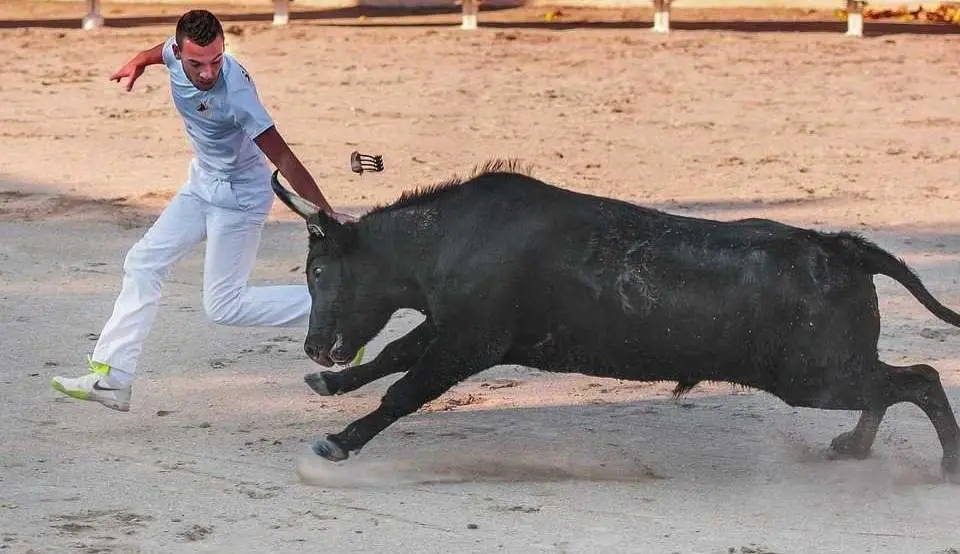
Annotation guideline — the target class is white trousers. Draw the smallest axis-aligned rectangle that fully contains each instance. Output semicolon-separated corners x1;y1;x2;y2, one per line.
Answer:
91;160;310;378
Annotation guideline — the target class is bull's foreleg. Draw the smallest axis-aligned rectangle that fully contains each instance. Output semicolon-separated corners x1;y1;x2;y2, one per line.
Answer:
311;331;505;461
305;320;436;396
833;362;960;480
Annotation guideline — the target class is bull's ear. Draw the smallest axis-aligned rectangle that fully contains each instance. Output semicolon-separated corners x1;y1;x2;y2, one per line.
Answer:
271;170;320;220
305;211;355;252
307;222;325;238
305;210;339;239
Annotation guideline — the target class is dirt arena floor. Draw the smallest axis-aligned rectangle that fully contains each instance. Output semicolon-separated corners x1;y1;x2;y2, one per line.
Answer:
3;1;960;552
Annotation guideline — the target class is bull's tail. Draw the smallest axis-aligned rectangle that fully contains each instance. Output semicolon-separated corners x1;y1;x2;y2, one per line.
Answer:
842;233;960;328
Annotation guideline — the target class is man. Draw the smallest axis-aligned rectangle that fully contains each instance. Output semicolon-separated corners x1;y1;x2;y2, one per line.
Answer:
51;9;356;412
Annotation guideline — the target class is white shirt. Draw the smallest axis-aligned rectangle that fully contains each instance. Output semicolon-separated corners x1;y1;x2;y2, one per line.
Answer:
162;36;274;181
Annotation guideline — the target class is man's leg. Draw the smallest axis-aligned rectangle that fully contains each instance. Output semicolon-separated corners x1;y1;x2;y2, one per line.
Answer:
200;201;311;328
51;185;208;410
199;200;369;366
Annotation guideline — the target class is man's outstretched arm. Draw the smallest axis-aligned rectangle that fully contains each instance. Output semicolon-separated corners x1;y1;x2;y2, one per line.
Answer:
111;41;166;92
255;126;357;223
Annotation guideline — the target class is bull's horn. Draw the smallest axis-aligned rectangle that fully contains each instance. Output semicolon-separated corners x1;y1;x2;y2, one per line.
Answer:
271;170;320;220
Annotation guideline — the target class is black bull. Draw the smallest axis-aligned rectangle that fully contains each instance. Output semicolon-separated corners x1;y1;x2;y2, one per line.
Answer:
272;161;960;480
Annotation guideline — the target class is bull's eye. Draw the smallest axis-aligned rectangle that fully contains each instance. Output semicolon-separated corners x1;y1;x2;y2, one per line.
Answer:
312;267;323;279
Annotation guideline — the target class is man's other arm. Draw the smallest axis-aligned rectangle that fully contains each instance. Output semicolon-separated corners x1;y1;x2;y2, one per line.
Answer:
110;41;168;92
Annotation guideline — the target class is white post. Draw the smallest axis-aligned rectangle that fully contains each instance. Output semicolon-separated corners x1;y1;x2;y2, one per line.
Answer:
461;0;479;30
82;0;104;30
273;0;290;26
652;0;670;33
845;0;864;37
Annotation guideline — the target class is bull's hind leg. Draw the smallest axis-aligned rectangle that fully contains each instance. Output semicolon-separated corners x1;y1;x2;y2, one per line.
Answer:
832;362;960;479
305;320;435;396
312;330;505;461
830;409;885;459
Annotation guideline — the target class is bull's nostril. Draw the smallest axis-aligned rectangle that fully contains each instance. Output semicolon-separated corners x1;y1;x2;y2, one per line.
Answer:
304;343;319;359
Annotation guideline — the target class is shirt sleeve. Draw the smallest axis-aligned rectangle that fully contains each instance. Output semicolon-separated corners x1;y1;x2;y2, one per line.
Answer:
229;67;275;140
161;36;177;69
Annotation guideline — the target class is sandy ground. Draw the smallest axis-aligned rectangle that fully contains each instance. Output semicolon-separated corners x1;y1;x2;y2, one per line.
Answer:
4;1;960;553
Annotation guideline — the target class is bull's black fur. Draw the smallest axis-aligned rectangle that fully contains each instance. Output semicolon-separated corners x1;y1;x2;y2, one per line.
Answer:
367;159;533;215
273;162;960;479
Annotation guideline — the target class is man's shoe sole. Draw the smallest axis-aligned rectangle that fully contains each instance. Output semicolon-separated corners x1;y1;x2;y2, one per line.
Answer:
50;379;130;412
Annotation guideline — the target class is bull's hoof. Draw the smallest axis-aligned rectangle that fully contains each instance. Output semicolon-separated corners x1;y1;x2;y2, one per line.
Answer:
828;431;873;460
304;372;333;396
312;437;348;462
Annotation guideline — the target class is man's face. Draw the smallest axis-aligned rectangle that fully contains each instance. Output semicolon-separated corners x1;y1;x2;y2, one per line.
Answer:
174;34;224;91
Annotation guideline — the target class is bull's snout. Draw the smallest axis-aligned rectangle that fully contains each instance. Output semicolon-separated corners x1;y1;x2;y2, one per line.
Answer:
304;341;334;367
305;333;352;366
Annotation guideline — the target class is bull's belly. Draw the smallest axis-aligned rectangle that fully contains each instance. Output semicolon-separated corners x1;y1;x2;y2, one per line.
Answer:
509;332;747;381
509;321;751;376
505;319;880;409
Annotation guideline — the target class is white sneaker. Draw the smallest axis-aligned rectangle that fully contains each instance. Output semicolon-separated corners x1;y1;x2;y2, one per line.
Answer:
51;360;131;412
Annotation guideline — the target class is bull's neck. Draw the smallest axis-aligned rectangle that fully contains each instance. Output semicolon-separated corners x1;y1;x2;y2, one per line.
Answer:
358;207;441;309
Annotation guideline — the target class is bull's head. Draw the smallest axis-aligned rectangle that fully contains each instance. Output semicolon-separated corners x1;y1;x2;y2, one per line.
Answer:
271;171;407;367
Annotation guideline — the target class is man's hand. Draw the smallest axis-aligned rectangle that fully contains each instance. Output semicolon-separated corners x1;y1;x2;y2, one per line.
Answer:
331;211;358;224
110;42;165;92
111;60;146;92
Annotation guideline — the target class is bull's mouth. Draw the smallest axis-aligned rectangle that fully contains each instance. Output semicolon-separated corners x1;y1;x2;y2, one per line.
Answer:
306;350;354;367
305;347;334;367
304;334;355;367
328;333;354;365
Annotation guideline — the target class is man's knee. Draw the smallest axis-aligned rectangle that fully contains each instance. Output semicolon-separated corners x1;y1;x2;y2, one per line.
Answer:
203;291;243;325
122;241;167;280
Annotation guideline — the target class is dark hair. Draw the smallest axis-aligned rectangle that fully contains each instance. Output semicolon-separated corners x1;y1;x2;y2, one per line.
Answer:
175;9;223;48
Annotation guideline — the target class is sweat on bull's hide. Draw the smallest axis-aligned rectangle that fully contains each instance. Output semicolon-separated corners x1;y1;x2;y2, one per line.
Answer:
271;160;960;483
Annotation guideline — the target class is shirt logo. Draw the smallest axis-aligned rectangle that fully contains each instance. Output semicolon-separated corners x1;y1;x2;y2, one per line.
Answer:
194;99;215;119
237;62;252;83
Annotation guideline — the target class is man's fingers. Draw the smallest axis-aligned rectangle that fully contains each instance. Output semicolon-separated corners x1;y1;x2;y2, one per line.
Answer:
332;212;358;224
125;70;143;92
